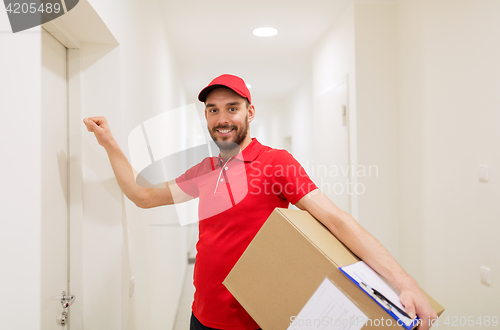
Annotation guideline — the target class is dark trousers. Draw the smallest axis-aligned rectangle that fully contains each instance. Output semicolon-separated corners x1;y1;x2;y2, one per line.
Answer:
190;312;261;330
190;313;219;330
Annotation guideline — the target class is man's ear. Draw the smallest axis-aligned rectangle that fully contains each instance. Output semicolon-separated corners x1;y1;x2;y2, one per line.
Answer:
247;104;255;123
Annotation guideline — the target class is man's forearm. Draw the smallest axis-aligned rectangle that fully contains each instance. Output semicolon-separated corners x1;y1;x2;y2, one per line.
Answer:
104;139;148;207
329;210;419;292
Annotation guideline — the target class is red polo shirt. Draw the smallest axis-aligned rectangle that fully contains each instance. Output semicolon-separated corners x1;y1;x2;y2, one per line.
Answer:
175;138;317;329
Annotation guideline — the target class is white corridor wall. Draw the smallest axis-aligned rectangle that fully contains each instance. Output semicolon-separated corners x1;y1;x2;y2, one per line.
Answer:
397;0;500;322
0;18;43;330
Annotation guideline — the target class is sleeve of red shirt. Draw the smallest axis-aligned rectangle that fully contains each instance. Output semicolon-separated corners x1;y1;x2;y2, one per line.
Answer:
175;163;201;198
271;150;318;204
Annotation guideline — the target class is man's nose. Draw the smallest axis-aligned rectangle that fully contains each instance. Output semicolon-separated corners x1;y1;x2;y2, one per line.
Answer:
217;112;230;126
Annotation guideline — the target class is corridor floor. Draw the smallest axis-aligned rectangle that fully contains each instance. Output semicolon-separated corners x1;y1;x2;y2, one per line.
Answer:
173;263;195;329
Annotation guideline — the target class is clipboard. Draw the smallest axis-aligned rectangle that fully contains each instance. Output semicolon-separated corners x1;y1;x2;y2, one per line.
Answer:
339;261;419;330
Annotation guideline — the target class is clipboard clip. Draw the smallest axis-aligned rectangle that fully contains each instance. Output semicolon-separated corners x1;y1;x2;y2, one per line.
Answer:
359;281;391;310
359;281;412;320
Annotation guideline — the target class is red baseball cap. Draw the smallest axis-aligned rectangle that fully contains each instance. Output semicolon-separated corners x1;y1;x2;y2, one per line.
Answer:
198;74;251;104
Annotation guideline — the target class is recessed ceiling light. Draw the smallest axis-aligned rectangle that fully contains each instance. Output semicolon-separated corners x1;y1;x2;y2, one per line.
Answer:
246;83;252;89
253;27;278;37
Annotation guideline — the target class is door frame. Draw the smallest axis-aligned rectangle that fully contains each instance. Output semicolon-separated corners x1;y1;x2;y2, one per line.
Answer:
42;19;84;329
314;75;357;216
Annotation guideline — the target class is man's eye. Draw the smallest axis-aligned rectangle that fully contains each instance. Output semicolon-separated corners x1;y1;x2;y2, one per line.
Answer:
229;107;237;111
209;109;217;113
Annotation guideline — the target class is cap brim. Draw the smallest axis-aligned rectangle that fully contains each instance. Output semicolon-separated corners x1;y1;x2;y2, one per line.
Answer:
198;84;226;102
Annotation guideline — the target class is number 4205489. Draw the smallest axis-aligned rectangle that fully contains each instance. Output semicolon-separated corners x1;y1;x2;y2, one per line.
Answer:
5;2;62;14
442;316;498;327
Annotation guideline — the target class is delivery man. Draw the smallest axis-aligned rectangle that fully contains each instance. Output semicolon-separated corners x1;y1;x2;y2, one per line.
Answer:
84;74;437;330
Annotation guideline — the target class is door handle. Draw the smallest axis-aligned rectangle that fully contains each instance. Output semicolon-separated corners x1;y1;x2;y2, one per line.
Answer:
60;291;75;308
57;311;68;325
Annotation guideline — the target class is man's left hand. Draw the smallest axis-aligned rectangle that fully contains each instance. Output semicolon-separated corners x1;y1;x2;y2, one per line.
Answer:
399;282;438;330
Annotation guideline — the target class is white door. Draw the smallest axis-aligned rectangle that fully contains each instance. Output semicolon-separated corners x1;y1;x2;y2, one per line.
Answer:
315;79;351;213
41;27;71;329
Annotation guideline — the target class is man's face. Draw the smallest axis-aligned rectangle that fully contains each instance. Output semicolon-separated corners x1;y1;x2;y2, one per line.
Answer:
205;88;254;151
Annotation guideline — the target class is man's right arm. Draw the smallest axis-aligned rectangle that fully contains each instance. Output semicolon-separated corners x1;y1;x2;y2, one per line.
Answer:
83;116;193;208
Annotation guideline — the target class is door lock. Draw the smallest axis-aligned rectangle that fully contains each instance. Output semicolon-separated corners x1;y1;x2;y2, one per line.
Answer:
60;291;75;308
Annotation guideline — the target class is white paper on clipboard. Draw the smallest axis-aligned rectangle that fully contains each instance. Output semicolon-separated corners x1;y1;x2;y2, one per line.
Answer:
287;278;367;330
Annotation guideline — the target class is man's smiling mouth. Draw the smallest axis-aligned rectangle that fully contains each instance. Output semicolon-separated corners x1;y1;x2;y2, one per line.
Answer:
214;126;237;136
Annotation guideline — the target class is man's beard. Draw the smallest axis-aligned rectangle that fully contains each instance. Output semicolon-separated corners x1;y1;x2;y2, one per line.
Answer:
209;114;249;151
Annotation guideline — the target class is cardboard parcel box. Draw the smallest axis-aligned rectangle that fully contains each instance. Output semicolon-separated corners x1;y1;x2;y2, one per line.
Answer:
223;208;444;329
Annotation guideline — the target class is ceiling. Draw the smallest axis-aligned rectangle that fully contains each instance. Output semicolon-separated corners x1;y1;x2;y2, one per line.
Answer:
156;0;353;106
